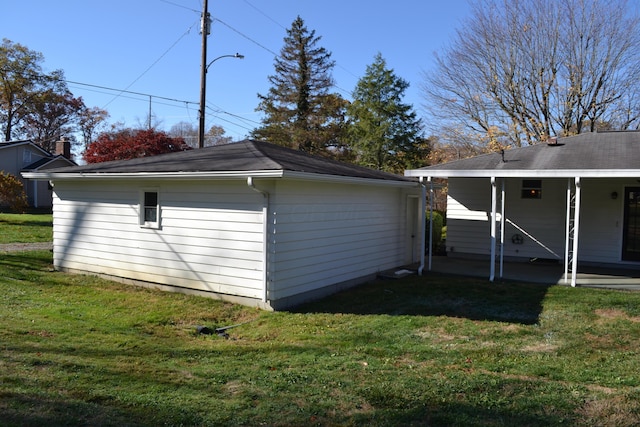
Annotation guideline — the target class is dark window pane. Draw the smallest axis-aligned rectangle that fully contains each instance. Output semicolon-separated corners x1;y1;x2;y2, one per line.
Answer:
144;192;158;207
144;207;157;222
522;179;541;188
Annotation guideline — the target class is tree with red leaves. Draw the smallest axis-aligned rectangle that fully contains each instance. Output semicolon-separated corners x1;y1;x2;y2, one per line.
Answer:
83;128;191;163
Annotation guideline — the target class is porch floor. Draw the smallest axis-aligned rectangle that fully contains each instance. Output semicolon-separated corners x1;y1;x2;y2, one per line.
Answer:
422;256;640;291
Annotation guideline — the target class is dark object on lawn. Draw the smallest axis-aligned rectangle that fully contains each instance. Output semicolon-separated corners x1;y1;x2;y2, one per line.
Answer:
196;320;255;338
196;325;213;335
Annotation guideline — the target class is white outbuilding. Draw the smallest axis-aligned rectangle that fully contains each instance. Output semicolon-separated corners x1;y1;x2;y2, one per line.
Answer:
25;140;423;309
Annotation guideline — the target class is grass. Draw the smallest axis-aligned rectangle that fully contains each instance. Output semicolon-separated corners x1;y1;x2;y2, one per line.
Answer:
0;212;53;243
2;250;640;426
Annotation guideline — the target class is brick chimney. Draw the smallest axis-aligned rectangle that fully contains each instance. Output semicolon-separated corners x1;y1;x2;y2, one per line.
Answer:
55;138;71;159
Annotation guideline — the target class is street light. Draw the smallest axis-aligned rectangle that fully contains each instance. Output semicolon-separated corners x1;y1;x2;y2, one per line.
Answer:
198;53;244;148
206;53;244;72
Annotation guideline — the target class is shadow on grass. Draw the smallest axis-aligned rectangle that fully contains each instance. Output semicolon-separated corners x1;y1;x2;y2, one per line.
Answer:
0;391;146;427
2;340;576;427
0;251;51;271
292;273;553;325
0;219;53;227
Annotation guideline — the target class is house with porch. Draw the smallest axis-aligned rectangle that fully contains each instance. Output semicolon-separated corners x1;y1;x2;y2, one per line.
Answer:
405;130;640;287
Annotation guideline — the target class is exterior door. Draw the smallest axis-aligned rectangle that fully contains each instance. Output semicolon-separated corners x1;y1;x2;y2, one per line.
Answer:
622;187;640;261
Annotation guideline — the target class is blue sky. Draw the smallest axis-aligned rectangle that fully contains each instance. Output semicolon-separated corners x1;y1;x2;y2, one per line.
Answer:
2;0;471;141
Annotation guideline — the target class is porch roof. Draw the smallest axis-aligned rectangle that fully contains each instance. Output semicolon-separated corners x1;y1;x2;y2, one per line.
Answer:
405;130;640;178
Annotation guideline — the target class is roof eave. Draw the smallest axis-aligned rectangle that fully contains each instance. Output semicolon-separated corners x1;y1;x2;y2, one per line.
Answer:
405;169;640;178
22;169;418;188
22;170;286;180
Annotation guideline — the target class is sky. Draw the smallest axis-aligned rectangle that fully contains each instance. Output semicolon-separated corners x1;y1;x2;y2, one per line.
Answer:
2;0;471;142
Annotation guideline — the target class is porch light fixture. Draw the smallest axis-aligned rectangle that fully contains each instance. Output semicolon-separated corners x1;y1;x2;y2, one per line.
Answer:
611;191;618;200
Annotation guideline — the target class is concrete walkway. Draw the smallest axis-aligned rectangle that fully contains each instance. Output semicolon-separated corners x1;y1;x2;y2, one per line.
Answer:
424;256;640;291
0;242;53;252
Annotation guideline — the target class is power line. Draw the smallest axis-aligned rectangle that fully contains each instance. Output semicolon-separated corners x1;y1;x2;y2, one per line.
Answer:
69;78;255;132
67;80;198;105
206;105;254;132
159;0;200;13
103;19;199;108
243;0;286;29
213;18;278;57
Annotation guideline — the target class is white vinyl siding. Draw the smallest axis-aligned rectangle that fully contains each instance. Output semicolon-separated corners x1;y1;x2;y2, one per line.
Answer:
447;177;566;260
446;178;492;256
50;176;419;307
268;180;410;300
501;178;566;260
447;177;636;265
52;180;265;299
577;179;626;264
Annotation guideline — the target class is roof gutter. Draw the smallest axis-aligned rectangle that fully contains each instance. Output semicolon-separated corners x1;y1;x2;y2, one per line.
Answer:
22;170;285;181
405;169;640;179
22;169;418;187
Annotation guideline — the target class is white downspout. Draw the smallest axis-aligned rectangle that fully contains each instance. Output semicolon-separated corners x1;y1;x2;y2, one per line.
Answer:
418;176;427;275
490;177;497;282
247;177;270;303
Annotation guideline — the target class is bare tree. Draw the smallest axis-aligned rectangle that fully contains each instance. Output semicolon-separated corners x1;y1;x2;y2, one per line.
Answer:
168;121;231;148
422;0;640;147
77;106;110;150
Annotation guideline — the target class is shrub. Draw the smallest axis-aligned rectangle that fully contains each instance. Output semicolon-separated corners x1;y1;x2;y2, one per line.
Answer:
0;172;28;213
426;210;444;252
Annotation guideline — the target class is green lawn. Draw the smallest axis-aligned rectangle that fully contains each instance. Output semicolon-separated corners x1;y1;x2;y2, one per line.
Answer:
0;212;53;243
1;249;640;426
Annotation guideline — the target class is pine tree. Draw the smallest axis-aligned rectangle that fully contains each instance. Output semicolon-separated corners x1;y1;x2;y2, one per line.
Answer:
251;16;347;157
346;53;428;173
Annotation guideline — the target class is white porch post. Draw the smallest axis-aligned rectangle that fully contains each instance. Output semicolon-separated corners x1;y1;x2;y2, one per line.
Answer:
571;177;581;287
499;178;505;279
490;176;497;282
428;177;434;271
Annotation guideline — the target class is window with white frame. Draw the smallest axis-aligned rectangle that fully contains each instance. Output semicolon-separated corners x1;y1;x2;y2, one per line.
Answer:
140;189;160;228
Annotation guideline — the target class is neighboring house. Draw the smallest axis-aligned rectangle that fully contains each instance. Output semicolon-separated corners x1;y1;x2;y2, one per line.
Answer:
0;139;75;208
23;140;423;310
405;130;640;287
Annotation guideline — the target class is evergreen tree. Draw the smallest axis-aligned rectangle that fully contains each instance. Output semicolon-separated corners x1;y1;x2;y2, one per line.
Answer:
251;16;347;157
346;53;427;173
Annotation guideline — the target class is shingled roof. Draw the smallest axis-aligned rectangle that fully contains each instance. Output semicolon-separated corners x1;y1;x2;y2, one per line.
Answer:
405;131;640;178
28;139;413;183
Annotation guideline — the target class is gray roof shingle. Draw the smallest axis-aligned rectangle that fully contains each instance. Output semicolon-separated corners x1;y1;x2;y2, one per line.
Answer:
44;139;411;182
409;131;640;176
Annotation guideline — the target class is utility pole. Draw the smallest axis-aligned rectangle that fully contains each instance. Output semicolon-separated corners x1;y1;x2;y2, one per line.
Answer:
198;0;210;149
